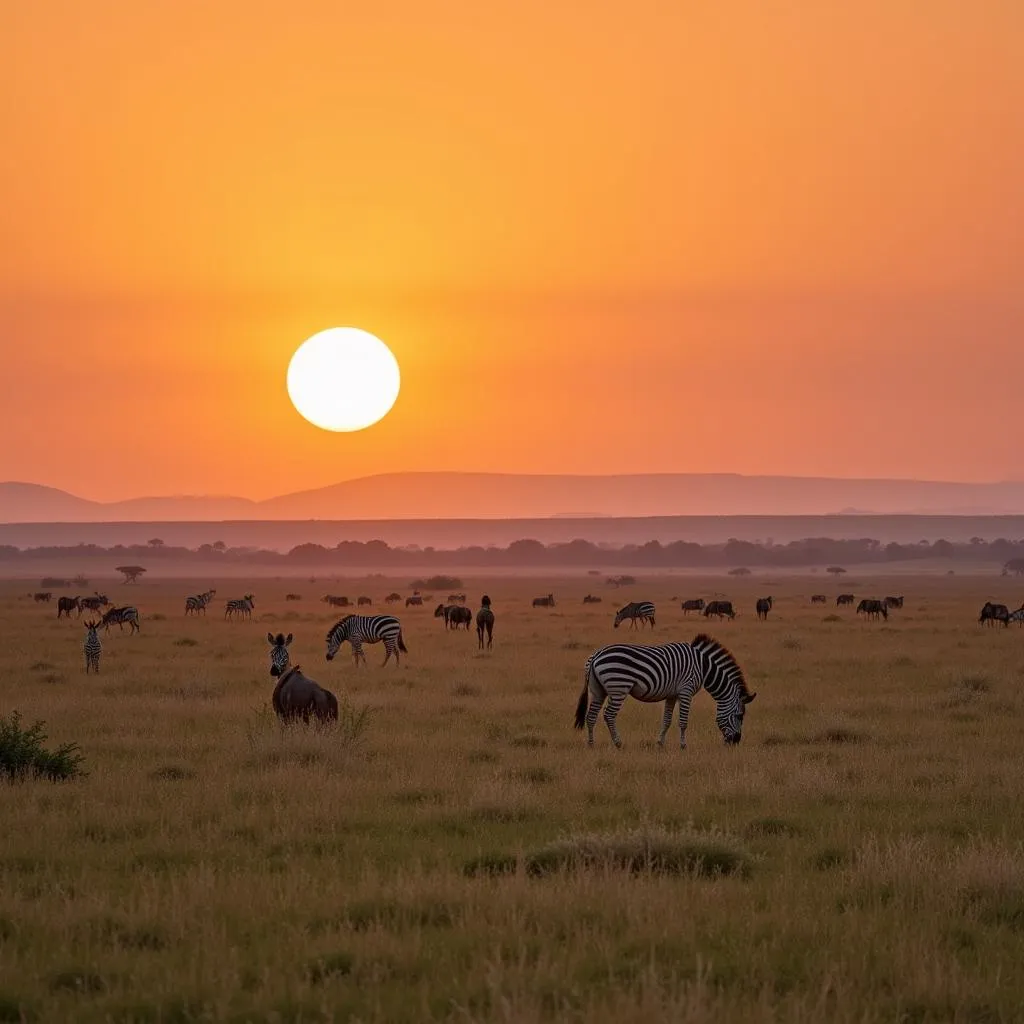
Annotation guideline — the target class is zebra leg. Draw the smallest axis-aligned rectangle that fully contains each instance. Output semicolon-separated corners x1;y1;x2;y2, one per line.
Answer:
603;694;627;748
677;694;694;750
658;697;677;747
584;695;604;747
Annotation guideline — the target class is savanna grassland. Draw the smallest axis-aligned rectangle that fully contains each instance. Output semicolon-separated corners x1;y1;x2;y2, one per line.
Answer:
2;571;1024;1023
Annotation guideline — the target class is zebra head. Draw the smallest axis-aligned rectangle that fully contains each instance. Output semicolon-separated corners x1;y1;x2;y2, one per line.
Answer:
325;616;353;661
267;632;293;677
693;634;757;745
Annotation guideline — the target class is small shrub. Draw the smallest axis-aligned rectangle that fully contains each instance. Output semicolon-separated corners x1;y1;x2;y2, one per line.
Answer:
28;662;53;672
744;817;803;838
822;614;842;623
811;847;850;870
510;734;546;749
41;673;64;685
780;635;802;650
451;684;480;698
0;995;32;1023
305;952;354;984
463;853;518;877
149;613;166;622
48;970;106;994
409;576;462;590
509;767;555;785
0;713;86;783
813;726;866;745
149;765;194;782
173;637;199;648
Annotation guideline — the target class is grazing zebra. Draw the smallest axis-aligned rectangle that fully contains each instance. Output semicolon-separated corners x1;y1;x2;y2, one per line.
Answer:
33;592;52;603
836;594;855;606
703;600;735;620
476;595;494;649
884;596;904;609
680;599;705;614
979;601;1011;627
755;597;773;621
856;599;888;621
357;596;372;607
57;596;80;619
583;594;602;604
533;594;555;608
406;595;423;607
267;632;293;677
225;595;255;620
574;633;756;749
614;601;656;630
285;593;302;601
385;592;402;604
101;605;140;633
325;614;407;667
185;589;216;615
83;620;102;674
810;595;827;604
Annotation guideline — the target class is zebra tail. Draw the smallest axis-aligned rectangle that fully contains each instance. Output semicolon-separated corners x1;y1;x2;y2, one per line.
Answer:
398;631;408;653
574;661;592;730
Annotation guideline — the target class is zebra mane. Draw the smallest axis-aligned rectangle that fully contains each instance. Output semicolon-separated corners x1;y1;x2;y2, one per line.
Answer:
325;615;354;639
691;634;751;697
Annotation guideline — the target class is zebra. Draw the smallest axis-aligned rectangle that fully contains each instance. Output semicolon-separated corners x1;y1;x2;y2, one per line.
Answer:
614;601;656;630
101;606;140;633
1007;606;1024;627
83;620;102;673
533;594;555;608
325;614;407;667
267;632;293;677
680;599;705;614
185;589;216;615
79;593;109;615
836;594;855;606
57;596;80;619
225;595;255;620
755;596;773;621
476;595;494;649
574;633;756;749
979;602;1010;627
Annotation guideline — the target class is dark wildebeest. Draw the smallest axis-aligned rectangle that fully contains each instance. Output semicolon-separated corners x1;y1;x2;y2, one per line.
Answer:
406;595;423;607
704;600;735;620
357;596;372;607
323;595;350;608
476;595;494;649
681;599;705;614
267;632;293;676
884;596;904;609
79;593;109;615
533;594;555;608
271;665;339;724
385;592;402;604
583;595;602;604
856;599;888;621
34;592;52;603
57;596;80;619
448;606;472;630
810;595;827;604
836;594;855;606
979;601;1011;627
614;601;656;630
755;597;773;621
285;593;302;601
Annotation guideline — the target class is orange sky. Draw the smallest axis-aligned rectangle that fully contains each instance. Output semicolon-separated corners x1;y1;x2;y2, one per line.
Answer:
2;0;1022;501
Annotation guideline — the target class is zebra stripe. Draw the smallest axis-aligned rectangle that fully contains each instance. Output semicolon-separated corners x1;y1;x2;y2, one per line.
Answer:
185;590;216;615
573;633;756;749
613;601;656;630
101;606;140;633
83;621;102;673
267;632;293;677
325;614;407;667
225;595;255;620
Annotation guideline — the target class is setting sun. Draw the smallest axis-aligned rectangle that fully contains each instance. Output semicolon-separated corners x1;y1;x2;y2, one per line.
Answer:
286;327;401;433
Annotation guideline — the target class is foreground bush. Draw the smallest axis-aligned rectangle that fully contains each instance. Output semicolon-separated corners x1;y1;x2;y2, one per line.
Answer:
0;712;86;782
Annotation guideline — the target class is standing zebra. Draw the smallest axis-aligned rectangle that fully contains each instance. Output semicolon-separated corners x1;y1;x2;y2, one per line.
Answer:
225;595;255;620
476;595;494;649
325;614;407;667
185;589;216;616
613;601;656;630
267;632;293;677
83;620;102;673
100;605;140;633
574;634;756;749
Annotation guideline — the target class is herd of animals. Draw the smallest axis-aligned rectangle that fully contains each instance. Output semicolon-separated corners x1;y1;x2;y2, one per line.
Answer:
28;584;1024;748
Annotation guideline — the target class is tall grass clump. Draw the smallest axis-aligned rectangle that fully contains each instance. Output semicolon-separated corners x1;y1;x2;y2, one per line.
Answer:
0;712;86;783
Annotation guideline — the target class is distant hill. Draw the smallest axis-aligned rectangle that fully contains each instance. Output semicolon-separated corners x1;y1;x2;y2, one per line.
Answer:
6;472;1024;524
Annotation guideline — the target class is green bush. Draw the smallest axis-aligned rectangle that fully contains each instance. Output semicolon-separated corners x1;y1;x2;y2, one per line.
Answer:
0;713;86;783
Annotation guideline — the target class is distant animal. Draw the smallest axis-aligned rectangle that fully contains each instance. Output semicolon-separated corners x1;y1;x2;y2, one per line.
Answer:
33;592;52;603
83;620;102;674
856;599;888;621
285;593;302;601
326;614;407;667
447;593;467;604
357;596;372;607
703;600;736;620
836;594;855;606
185;589;216;616
680;599;705;614
574;633;756;749
533;594;555;608
57;596;80;619
267;632;293;677
225;595;255;620
322;595;350;608
405;595;423;607
810;595;827;604
476;596;494;649
884;596;904;609
385;592;402;604
979;601;1011;627
448;606;472;630
434;603;451;627
614;601;656;630
1007;606;1024;627
583;594;602;604
755;597;773;621
79;593;109;615
101;605;140;633
271;665;339;724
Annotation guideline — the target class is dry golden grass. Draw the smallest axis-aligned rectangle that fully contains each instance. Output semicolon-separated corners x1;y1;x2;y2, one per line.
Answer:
2;571;1024;1022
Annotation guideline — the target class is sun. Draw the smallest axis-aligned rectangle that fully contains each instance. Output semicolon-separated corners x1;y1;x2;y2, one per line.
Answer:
287;327;401;432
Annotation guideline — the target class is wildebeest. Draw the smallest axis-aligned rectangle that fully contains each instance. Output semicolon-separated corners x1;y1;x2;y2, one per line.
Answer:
57;596;80;619
476;595;494;649
856;599;888;621
836;594;855;606
703;600;735;620
614;601;656;630
448;606;472;630
884;596;904;609
322;595;350;608
33;592;52;603
385;592;402;604
979;601;1011;627
285;593;302;601
583;595;603;604
79;593;109;615
406;594;423;607
680;599;705;614
357;596;372;607
533;594;555;608
267;632;293;676
755;596;773;621
271;665;339;724
810;595;827;604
